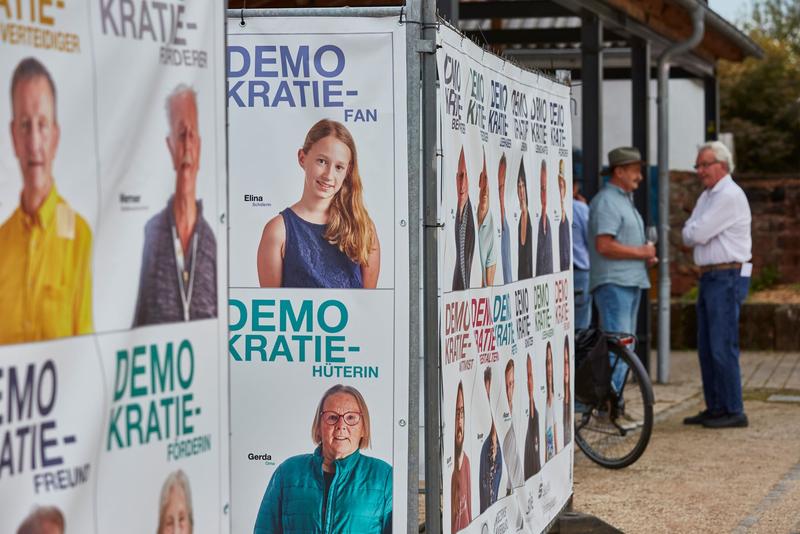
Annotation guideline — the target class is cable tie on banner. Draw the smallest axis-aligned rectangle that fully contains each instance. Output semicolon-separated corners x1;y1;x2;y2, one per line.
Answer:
424;222;445;229
399;7;433;28
240;8;246;27
421;22;440;31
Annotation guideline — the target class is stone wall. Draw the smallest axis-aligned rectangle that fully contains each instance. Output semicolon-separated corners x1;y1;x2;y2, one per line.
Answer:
668;172;800;296
656;302;800;351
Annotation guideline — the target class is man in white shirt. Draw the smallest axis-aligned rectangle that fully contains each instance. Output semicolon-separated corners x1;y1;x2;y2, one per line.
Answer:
682;141;752;429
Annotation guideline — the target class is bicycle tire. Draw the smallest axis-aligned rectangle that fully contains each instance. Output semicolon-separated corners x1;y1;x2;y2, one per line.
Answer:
574;337;654;469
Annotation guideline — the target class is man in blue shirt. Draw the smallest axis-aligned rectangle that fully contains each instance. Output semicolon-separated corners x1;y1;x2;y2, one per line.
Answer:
572;182;591;329
589;147;657;392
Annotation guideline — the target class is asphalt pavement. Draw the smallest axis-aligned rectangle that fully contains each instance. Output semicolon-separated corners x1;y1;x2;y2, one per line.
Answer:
572;350;800;533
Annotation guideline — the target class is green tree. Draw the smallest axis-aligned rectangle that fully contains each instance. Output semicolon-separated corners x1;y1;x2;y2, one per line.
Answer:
719;0;800;173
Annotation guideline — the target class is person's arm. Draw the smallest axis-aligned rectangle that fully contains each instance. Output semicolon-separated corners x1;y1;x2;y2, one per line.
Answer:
483;215;497;286
132;223;151;328
75;222;93;334
484;264;496;287
381;465;393;534
257;215;285;288
451;471;458;534
254;466;284;534
464;458;472;522
361;222;381;288
554;419;559;454
595;234;656;261
682;190;741;247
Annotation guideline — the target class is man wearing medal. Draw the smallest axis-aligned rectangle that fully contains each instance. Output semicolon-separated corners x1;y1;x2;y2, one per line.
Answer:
132;84;217;326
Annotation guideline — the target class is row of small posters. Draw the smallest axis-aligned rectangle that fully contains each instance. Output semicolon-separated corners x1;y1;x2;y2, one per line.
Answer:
437;25;575;534
0;7;413;534
0;2;229;534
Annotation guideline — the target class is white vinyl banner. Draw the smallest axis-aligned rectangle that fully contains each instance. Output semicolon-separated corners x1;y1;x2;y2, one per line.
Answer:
437;25;574;534
0;2;228;533
227;15;409;534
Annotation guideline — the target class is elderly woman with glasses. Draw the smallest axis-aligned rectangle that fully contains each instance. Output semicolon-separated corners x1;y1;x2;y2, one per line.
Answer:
254;384;392;533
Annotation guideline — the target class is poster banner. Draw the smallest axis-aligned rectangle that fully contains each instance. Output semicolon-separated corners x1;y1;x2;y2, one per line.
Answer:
227;15;409;533
0;2;229;533
437;24;574;534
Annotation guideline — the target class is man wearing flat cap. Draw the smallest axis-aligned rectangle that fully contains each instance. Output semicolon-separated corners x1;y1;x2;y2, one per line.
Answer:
588;147;657;396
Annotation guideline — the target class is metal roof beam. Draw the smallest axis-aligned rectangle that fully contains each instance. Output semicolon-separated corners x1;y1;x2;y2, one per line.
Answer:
459;0;572;20
463;27;623;45
547;0;714;76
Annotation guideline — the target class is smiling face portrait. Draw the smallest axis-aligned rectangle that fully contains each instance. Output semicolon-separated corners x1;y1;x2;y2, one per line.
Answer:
526;354;534;401
497;153;507;207
563;337;570;398
505;360;515;412
695;147;729;189
319;392;365;461
166;88;201;197
539;160;547;214
312;384;372;470
16;505;64;534
478;150;489;212
455;381;465;457
456;147;469;209
157;470;194;534
298;134;352;201
516;160;528;211
546;342;554;402
10;67;60;203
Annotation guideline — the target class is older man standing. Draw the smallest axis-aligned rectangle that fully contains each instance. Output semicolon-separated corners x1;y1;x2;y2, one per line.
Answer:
133;85;217;326
589;147;657;394
0;57;93;344
682;141;752;429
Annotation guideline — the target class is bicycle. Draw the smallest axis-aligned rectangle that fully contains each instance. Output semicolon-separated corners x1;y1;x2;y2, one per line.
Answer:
573;328;655;469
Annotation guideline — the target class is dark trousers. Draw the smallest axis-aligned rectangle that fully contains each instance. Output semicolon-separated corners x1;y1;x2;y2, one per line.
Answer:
697;268;750;415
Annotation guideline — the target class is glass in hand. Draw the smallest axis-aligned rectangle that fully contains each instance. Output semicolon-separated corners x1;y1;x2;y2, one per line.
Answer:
646;226;658;245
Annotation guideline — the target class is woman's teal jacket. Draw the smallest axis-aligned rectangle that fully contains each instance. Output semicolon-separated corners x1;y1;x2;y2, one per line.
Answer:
254;446;392;534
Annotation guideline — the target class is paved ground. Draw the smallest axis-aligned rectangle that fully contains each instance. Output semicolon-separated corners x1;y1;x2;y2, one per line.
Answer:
573;350;800;533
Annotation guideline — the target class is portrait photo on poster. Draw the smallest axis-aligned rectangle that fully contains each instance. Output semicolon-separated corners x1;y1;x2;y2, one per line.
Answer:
15;505;66;534
255;119;381;290
451;147;476;292
0;56;95;346
253;383;392;534
156;470;194;534
131;84;218;328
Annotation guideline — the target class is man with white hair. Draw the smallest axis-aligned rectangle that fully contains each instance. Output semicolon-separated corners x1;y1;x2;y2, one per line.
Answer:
682;141;752;429
133;84;217;326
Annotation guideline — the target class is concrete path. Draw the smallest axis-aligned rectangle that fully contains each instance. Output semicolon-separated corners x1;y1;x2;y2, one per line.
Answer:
572;350;800;533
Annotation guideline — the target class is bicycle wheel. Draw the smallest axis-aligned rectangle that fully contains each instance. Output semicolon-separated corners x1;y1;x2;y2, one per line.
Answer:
574;337;654;469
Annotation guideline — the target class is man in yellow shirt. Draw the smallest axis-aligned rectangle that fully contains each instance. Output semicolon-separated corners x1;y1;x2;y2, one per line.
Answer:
0;57;93;344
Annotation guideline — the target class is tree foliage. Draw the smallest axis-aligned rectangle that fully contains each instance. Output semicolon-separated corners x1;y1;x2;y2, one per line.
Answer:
718;0;800;173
